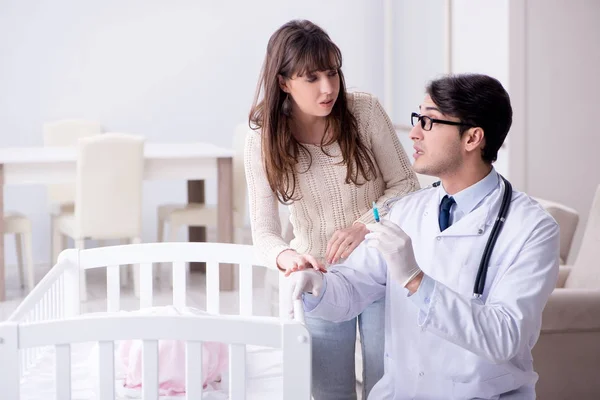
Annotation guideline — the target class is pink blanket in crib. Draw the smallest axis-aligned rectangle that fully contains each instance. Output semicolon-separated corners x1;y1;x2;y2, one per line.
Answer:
117;306;228;396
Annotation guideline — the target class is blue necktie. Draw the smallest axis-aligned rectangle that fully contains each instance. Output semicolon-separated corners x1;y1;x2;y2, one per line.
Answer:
439;195;456;231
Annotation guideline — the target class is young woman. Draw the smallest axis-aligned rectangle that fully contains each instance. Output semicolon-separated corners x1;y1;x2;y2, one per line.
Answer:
245;19;419;399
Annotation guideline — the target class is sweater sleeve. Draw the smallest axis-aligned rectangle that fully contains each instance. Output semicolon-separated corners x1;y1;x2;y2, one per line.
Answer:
244;131;292;270
355;96;420;224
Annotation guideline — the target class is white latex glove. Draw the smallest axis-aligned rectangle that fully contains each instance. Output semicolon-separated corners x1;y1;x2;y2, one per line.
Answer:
365;219;422;287
289;269;324;300
286;269;324;319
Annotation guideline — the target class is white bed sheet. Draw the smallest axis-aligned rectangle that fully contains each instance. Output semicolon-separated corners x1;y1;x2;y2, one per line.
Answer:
20;342;286;399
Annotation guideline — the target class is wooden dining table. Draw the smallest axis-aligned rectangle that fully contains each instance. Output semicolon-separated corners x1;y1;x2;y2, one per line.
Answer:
0;142;235;301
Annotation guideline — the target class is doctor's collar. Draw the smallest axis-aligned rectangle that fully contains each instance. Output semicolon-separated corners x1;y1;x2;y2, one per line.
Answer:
434;169;500;217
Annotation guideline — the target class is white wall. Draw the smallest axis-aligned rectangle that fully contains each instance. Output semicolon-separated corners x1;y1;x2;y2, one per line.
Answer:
0;0;387;266
515;0;600;261
393;0;600;262
448;0;600;261
450;0;509;84
450;0;510;177
389;0;511;185
392;0;446;125
390;0;446;187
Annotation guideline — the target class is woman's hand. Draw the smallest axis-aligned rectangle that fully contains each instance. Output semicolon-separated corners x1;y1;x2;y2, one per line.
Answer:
325;223;369;264
277;249;327;277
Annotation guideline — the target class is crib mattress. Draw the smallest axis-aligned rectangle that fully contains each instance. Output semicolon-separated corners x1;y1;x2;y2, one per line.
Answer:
20;341;285;399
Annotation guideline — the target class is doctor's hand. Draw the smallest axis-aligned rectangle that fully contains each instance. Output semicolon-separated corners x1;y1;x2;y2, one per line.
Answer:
279;269;324;319
289;269;324;300
365;219;422;288
285;269;324;319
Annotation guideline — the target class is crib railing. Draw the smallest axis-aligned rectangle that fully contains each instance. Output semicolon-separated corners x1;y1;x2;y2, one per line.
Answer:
75;242;278;316
0;242;310;400
5;253;78;386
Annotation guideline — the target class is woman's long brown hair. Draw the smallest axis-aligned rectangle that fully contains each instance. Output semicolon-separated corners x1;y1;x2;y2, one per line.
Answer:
249;20;377;204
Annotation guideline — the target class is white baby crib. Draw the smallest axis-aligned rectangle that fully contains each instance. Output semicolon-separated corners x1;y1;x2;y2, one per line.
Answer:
0;242;310;399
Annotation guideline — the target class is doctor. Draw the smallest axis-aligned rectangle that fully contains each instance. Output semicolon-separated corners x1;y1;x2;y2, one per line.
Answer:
289;73;560;399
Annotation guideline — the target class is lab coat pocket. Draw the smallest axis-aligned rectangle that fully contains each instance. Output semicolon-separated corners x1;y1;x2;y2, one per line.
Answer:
453;372;515;399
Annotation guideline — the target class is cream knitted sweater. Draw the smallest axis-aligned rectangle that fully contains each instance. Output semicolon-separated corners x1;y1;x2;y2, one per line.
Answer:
244;92;419;269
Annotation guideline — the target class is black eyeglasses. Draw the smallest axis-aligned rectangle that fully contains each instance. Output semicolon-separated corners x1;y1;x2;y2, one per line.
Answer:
411;112;473;131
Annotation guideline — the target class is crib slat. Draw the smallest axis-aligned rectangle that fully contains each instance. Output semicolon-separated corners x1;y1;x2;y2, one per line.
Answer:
50;284;56;320
29;308;37;368
282;323;312;400
142;340;159;400
98;341;115;399
39;296;47;363
239;263;253;316
63;264;80;317
42;292;48;322
54;283;59;319
107;265;120;312
0;322;20;400
206;261;220;314
53;282;58;318
56;280;62;318
172;261;186;309
185;341;203;400
229;344;246;400
46;291;50;317
46;291;51;320
22;316;29;374
26;332;33;369
58;276;63;319
20;349;25;378
55;344;71;400
140;263;153;309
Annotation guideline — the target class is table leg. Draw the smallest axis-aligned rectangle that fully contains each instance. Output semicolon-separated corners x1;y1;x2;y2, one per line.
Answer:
217;157;235;291
187;180;206;272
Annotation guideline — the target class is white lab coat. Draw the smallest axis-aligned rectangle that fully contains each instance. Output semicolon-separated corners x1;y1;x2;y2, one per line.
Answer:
306;177;560;399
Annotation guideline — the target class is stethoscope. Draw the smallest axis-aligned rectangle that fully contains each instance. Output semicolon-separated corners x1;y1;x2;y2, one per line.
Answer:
433;175;513;298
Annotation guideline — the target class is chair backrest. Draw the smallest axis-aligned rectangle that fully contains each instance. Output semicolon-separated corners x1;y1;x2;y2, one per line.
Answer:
565;184;600;288
75;133;144;239
534;197;580;263
233;123;250;228
43;119;103;205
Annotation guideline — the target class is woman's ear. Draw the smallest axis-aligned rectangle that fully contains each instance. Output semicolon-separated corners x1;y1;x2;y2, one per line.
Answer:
278;74;289;93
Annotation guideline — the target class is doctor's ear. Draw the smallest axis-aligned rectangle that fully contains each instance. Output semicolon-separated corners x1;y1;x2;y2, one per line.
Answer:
463;127;485;154
278;75;290;93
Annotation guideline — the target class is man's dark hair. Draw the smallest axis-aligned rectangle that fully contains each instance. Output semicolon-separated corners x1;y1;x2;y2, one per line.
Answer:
426;73;512;163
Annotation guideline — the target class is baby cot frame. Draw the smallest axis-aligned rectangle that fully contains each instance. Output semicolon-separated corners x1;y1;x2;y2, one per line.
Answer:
0;242;310;399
